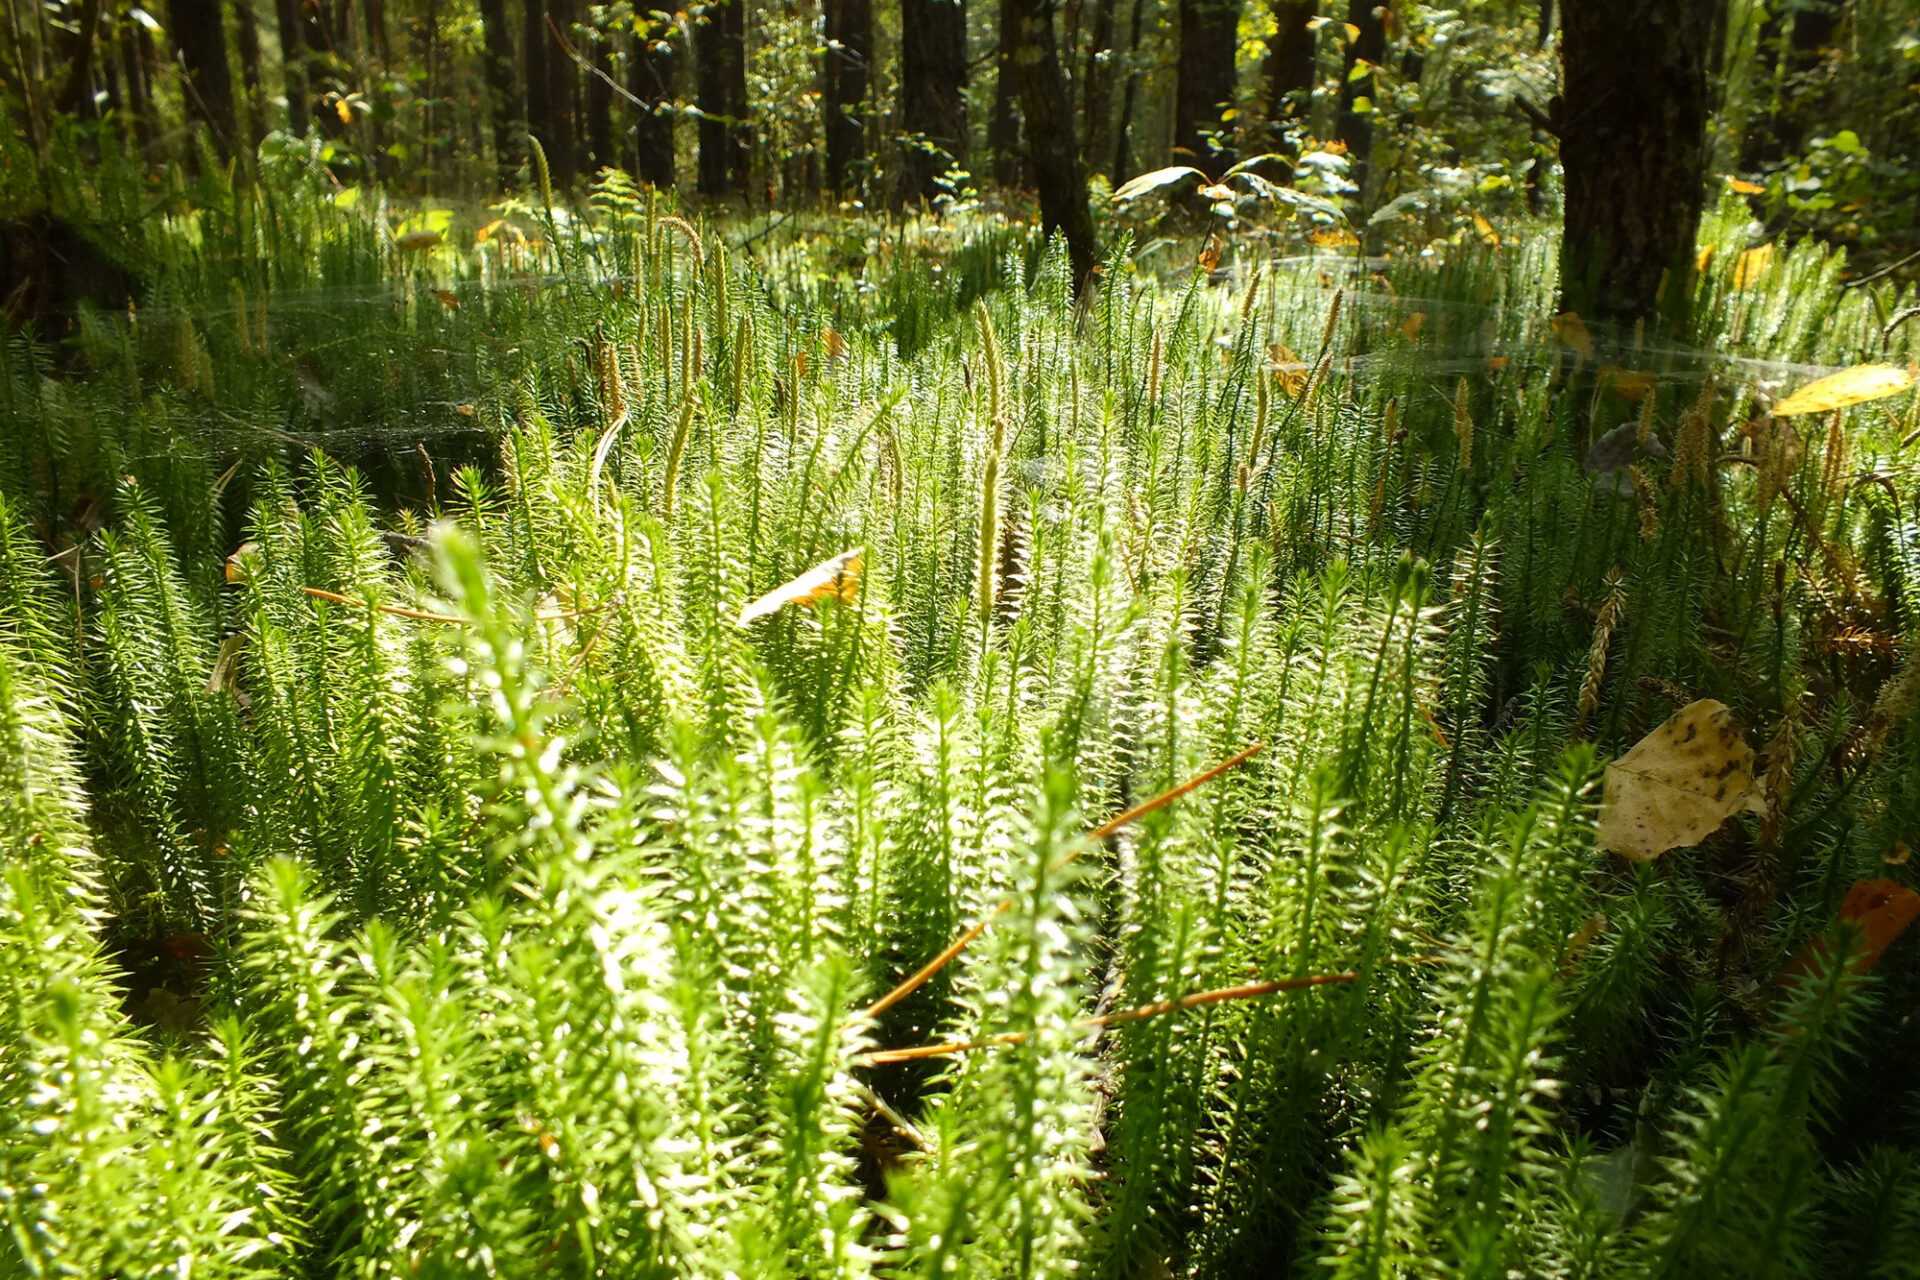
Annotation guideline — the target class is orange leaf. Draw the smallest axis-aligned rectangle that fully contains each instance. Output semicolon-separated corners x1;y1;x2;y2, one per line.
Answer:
1726;177;1766;195
1783;878;1920;980
1550;311;1594;359
1696;244;1717;274
225;541;261;584
1400;311;1426;341
335;98;353;125
432;289;460;311
1487;355;1511;372
739;548;863;625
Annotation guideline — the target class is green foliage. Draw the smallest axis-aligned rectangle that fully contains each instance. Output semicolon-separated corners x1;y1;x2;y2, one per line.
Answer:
1;189;1918;1279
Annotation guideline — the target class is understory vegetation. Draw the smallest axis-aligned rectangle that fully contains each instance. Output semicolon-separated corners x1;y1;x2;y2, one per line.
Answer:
3;170;1919;1278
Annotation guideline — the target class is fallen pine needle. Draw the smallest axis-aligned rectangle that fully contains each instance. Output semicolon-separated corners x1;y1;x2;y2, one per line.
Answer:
858;970;1356;1066
861;742;1264;1020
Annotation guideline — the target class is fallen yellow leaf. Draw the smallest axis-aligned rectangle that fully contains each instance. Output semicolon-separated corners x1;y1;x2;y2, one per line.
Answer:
1598;366;1656;402
1400;311;1426;341
335;98;353;126
1472;212;1501;247
1733;243;1775;289
1599;699;1765;861
1771;364;1917;417
739;548;863;626
1551;311;1594;359
1726;177;1766;195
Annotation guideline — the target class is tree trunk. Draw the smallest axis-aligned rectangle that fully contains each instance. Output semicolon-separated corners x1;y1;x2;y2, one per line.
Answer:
989;0;1022;187
171;0;238;156
1739;0;1839;172
630;22;675;187
270;0;308;133
119;17;157;150
1174;0;1238;166
524;0;554;181
1559;0;1722;330
897;0;968;205
1262;0;1314;140
546;0;579;185
1109;0;1146;180
476;0;519;184
1335;0;1385;196
54;0;105;116
1007;0;1096;289
234;0;266;147
695;0;748;195
823;0;870;193
1078;0;1115;177
586;18;613;172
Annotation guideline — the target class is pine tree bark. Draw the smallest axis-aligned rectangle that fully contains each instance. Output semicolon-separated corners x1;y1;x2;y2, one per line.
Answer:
1007;0;1096;289
1261;0;1314;139
1078;0;1115;177
630;23;675;187
695;0;748;195
990;0;1022;186
897;0;968;205
546;0;579;185
270;0;308;133
1173;0;1238;166
586;21;613;171
476;0;519;184
1109;0;1146;180
1559;0;1722;329
524;0;555;178
1334;0;1385;195
823;0;870;193
234;0;265;146
171;0;238;156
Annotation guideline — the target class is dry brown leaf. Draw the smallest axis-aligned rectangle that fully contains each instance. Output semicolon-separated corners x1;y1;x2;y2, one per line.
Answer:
1598;699;1765;861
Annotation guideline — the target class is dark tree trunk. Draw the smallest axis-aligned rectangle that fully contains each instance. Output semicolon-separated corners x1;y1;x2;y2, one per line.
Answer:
1109;0;1146;180
234;0;266;146
1335;0;1386;195
823;0;870;193
270;0;308;133
1007;0;1096;289
546;0;580;185
586;20;613;172
1174;0;1238;166
989;0;1023;187
695;0;748;195
171;0;238;156
524;0;555;180
1262;0;1315;138
630;23;676;187
476;0;519;184
363;0;391;64
1559;0;1722;330
54;0;105;116
897;0;968;205
1078;0;1116;176
119;18;157;150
